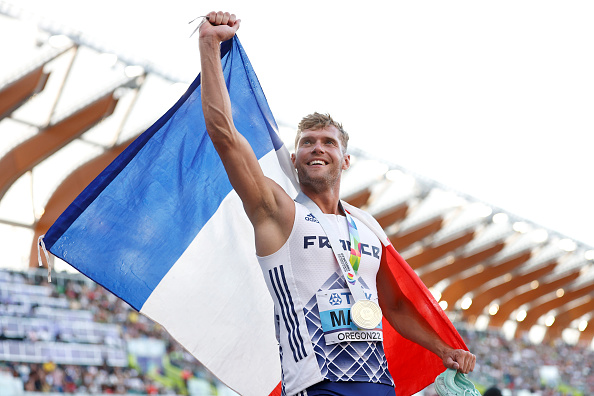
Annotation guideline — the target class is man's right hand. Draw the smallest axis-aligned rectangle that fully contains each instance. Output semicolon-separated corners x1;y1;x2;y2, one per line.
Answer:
199;11;240;43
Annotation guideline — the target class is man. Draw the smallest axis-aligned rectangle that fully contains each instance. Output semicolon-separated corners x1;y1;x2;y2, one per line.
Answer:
199;11;475;396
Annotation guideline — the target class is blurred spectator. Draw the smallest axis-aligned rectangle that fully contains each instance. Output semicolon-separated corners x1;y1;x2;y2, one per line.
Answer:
483;387;502;396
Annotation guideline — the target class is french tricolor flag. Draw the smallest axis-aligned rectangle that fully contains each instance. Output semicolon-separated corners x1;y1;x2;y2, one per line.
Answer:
42;37;467;396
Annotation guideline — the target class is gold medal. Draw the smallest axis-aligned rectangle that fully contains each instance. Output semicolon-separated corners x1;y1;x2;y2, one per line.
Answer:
351;300;382;330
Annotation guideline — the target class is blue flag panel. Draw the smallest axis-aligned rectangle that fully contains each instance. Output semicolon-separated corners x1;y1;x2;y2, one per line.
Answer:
44;37;282;310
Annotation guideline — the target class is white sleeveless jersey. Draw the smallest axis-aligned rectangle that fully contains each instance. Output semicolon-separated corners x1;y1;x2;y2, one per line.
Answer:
257;202;393;396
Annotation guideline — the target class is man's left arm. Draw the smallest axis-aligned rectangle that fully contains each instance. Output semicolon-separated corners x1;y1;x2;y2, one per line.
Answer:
376;261;476;373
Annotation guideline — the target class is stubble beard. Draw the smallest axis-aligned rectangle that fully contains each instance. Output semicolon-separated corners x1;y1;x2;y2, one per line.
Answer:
296;163;341;194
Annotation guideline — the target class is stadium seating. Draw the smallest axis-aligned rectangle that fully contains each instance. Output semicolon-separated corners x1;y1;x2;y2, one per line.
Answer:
0;268;233;395
0;268;592;395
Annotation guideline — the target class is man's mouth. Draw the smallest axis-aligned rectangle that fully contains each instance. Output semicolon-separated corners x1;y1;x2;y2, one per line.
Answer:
307;160;327;166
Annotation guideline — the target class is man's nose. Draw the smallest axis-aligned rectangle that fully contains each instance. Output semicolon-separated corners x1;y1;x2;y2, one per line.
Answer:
311;141;325;153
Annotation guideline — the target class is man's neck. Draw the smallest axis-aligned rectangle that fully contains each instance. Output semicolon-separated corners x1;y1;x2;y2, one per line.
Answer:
299;184;342;215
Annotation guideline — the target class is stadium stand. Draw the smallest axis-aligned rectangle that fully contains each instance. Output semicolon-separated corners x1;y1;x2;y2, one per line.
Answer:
460;328;593;396
1;267;592;395
0;268;237;395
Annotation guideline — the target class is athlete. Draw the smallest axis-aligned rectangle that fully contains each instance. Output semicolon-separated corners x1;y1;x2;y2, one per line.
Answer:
199;11;476;396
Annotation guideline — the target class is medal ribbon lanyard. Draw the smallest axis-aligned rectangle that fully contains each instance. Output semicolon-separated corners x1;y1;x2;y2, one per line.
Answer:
344;211;361;274
295;192;368;303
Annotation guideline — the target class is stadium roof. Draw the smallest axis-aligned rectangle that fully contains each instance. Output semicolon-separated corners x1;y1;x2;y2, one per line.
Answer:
1;3;593;347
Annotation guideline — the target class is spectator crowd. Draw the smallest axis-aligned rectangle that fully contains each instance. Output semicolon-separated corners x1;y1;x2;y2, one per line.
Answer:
0;269;224;394
1;268;593;395
462;328;593;395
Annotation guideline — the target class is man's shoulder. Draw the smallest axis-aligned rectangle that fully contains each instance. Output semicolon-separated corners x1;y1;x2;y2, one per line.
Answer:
341;200;372;221
341;201;389;246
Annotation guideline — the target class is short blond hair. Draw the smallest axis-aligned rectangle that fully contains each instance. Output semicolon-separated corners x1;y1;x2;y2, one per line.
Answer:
295;112;349;153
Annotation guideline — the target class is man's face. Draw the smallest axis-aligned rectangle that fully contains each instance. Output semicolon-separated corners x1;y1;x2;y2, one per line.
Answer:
291;126;350;192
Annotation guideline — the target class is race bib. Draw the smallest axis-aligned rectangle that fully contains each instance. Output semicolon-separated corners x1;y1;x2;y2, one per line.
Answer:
316;288;383;345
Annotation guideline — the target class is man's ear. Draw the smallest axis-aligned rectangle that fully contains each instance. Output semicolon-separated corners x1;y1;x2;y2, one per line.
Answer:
291;153;296;167
342;153;350;171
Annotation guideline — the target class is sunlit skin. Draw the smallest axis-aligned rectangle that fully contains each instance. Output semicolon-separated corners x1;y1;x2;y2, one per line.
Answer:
291;126;350;205
198;10;476;375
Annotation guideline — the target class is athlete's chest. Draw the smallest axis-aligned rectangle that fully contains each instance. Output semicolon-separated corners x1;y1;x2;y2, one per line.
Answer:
289;209;382;292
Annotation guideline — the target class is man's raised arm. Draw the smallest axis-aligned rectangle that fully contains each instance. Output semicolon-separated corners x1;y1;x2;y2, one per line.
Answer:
198;12;294;255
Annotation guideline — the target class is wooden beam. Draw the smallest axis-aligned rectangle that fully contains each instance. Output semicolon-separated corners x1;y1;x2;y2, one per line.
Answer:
440;251;532;310
389;217;443;251
489;270;581;327
406;230;475;270
462;261;557;319
577;321;594;344
421;242;505;288
374;203;408;228
0;93;118;201
545;297;594;340
342;188;372;208
516;283;594;333
0;66;49;120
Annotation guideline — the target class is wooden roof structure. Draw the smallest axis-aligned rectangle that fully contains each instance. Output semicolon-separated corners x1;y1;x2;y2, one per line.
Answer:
1;5;593;346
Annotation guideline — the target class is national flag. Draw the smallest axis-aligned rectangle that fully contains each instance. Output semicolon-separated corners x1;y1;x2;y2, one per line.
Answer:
342;202;468;395
42;36;467;396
